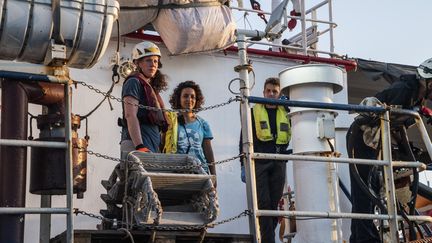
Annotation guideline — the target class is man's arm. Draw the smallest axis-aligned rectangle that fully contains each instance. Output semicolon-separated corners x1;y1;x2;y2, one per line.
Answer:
123;96;143;147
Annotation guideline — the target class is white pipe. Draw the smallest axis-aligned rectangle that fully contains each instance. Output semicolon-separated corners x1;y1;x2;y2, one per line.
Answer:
237;33;261;243
271;0;282;47
0;139;67;148
415;117;432;162
279;64;343;243
380;111;399;242
253;153;426;168
0;207;69;214
257;210;432;223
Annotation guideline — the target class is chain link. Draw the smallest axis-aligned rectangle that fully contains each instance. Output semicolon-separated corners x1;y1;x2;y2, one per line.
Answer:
74;81;240;113
81;147;242;169
208;153;245;166
209;209;252;227
83;148;199;170
74;208;251;231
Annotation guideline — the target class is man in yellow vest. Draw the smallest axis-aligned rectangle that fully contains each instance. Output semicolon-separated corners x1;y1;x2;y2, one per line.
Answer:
239;77;291;243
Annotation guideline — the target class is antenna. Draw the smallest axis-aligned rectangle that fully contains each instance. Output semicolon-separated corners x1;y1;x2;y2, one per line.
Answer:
264;0;289;35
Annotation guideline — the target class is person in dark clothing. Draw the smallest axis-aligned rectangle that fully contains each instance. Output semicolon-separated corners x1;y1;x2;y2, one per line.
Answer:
347;58;432;243
120;41;168;158
239;77;291;243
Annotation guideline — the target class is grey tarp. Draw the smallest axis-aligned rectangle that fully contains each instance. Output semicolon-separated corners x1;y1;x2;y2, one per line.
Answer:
347;58;417;104
113;0;236;55
355;58;417;84
347;58;431;151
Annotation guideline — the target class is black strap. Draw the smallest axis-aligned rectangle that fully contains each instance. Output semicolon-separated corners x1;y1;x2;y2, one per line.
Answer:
182;123;191;154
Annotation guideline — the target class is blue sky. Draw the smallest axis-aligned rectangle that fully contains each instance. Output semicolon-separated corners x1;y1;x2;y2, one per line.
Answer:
332;0;430;66
234;0;431;66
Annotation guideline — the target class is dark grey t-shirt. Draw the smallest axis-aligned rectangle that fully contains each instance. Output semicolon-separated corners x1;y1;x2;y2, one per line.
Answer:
121;77;161;152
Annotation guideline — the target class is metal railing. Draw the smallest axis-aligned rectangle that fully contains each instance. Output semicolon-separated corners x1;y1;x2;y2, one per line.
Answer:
0;71;74;243
235;24;432;242
240;96;432;243
231;0;337;57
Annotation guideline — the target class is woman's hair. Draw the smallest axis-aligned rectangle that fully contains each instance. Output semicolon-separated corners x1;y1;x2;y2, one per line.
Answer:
135;57;168;93
169;80;205;109
151;70;168;93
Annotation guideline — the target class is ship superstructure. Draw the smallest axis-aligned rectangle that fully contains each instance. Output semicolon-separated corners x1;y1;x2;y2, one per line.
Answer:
0;1;431;243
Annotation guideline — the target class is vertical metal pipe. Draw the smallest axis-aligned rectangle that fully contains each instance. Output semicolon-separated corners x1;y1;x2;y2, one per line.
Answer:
381;111;399;242
0;80;28;243
271;0;282;47
237;33;261;243
300;0;307;55
328;160;343;242
328;0;335;53
415;116;432;162
39;195;52;243
64;83;74;243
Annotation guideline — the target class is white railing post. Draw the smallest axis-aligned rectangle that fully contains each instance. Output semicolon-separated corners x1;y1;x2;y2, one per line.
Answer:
236;31;261;243
381;110;400;242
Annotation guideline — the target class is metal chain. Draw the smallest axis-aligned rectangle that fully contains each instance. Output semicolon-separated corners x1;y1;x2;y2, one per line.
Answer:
81;147;242;169
82;148;200;170
74;209;105;221
74;208;251;231
208;153;245;166
209;209;252;227
74;81;240;113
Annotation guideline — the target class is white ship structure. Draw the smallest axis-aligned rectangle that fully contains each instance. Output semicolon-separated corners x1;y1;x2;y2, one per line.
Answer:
0;1;431;243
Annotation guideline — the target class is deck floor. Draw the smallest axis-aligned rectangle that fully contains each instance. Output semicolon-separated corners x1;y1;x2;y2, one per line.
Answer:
50;229;252;243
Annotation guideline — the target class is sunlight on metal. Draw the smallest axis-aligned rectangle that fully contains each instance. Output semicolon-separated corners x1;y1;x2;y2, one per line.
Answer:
0;207;69;214
0;70;69;83
245;39;337;56
247;96;386;113
257;210;432;223
0;139;67;148
253;153;425;169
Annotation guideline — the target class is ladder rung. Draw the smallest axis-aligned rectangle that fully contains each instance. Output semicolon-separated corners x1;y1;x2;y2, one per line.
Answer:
142;172;215;190
0;207;70;214
0;139;67;148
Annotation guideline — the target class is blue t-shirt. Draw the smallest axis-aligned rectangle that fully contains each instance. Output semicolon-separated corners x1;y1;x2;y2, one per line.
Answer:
121;77;161;152
177;117;213;172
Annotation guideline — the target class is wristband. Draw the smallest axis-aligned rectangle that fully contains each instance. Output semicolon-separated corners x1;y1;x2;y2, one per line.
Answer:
135;144;145;150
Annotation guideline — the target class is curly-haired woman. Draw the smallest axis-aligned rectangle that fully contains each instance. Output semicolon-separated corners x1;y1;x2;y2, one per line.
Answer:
164;81;216;176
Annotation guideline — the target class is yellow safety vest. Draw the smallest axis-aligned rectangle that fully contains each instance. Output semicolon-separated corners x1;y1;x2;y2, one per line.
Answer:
253;104;291;145
163;112;178;153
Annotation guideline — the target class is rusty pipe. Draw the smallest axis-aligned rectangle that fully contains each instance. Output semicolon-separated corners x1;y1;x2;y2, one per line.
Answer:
0;80;29;243
0;80;65;243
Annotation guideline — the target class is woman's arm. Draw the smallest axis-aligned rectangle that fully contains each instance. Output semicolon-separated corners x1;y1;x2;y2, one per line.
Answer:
203;138;216;176
123;96;143;147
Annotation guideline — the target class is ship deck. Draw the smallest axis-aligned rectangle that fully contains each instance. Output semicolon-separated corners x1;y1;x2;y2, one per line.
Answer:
51;230;253;243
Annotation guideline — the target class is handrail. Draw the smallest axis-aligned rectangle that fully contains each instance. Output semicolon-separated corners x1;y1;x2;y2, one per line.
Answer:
0;77;74;243
253;153;426;169
0;207;69;214
247;96;386;113
231;0;337;57
0;139;67;148
257;210;432;223
245;40;338;56
0;70;69;84
243;90;432;242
